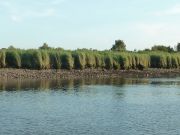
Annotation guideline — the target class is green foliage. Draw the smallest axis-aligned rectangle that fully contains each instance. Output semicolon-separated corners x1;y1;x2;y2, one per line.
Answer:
150;53;166;68
177;43;180;52
32;51;43;69
0;50;6;68
41;50;50;69
118;53;129;69
151;45;174;53
104;54;113;69
94;53;103;68
61;52;74;70
39;43;52;50
21;50;34;69
0;48;179;70
72;51;86;69
134;54;150;70
85;52;96;68
6;50;21;68
171;54;180;68
112;54;120;70
111;40;126;51
21;50;43;69
49;51;61;69
8;45;16;50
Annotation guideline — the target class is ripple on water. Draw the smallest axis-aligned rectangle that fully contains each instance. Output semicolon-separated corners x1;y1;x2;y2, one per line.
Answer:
0;78;180;135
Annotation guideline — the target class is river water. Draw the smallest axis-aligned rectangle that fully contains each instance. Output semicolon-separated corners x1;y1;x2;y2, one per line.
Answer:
0;78;180;135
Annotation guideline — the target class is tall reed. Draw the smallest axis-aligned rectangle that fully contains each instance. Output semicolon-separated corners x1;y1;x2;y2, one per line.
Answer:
0;48;179;70
0;50;6;68
6;50;21;68
61;52;74;70
72;51;86;69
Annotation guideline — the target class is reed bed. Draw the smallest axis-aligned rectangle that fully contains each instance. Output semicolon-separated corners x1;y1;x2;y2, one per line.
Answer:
0;49;179;70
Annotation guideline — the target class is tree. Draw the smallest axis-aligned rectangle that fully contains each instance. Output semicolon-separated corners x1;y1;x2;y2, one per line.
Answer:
143;48;150;51
177;43;180;52
151;45;174;53
111;40;126;51
8;45;16;49
39;43;51;50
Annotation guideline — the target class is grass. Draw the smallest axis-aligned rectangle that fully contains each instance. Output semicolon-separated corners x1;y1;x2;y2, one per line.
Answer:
5;50;21;68
0;48;180;70
61;52;74;70
0;50;6;68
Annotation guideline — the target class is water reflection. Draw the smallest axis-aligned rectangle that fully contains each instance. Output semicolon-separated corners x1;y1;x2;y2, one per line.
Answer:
150;78;180;85
0;77;179;91
0;78;180;135
0;78;147;91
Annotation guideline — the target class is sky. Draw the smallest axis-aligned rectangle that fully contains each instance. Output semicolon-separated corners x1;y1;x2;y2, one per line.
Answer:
1;0;180;50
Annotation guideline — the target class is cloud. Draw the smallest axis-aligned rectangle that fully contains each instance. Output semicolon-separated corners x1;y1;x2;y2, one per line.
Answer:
136;23;167;36
133;21;180;48
0;0;59;23
155;4;180;16
51;0;66;5
9;8;56;22
32;0;67;6
11;15;22;22
24;8;56;18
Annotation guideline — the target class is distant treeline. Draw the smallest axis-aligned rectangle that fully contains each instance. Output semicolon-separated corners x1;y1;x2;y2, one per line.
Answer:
0;48;180;70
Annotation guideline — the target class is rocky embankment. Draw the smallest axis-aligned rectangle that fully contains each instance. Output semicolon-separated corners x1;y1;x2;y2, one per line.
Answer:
0;68;180;79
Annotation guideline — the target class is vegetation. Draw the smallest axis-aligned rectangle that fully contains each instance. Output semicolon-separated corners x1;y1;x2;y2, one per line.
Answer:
151;45;174;53
0;50;6;68
177;43;180;52
39;43;52;50
111;40;126;51
0;41;180;70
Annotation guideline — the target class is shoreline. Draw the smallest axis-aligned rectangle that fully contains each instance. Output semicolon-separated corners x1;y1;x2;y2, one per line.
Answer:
0;68;180;79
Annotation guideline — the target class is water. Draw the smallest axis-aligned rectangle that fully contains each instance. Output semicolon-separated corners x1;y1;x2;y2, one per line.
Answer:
0;78;180;135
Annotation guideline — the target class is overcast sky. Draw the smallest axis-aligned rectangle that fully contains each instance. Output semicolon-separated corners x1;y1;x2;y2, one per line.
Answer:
0;0;180;50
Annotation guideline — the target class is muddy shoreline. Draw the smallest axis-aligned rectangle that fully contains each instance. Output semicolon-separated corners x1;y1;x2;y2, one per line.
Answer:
0;68;180;79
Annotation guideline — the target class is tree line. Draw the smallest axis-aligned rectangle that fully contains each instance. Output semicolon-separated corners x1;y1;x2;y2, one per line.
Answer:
0;40;180;70
111;40;180;52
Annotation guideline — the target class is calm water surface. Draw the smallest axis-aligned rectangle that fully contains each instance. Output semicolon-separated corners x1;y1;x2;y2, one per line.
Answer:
0;78;180;135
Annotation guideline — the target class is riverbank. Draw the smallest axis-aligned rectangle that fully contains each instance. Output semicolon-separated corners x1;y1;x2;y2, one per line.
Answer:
0;68;180;79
